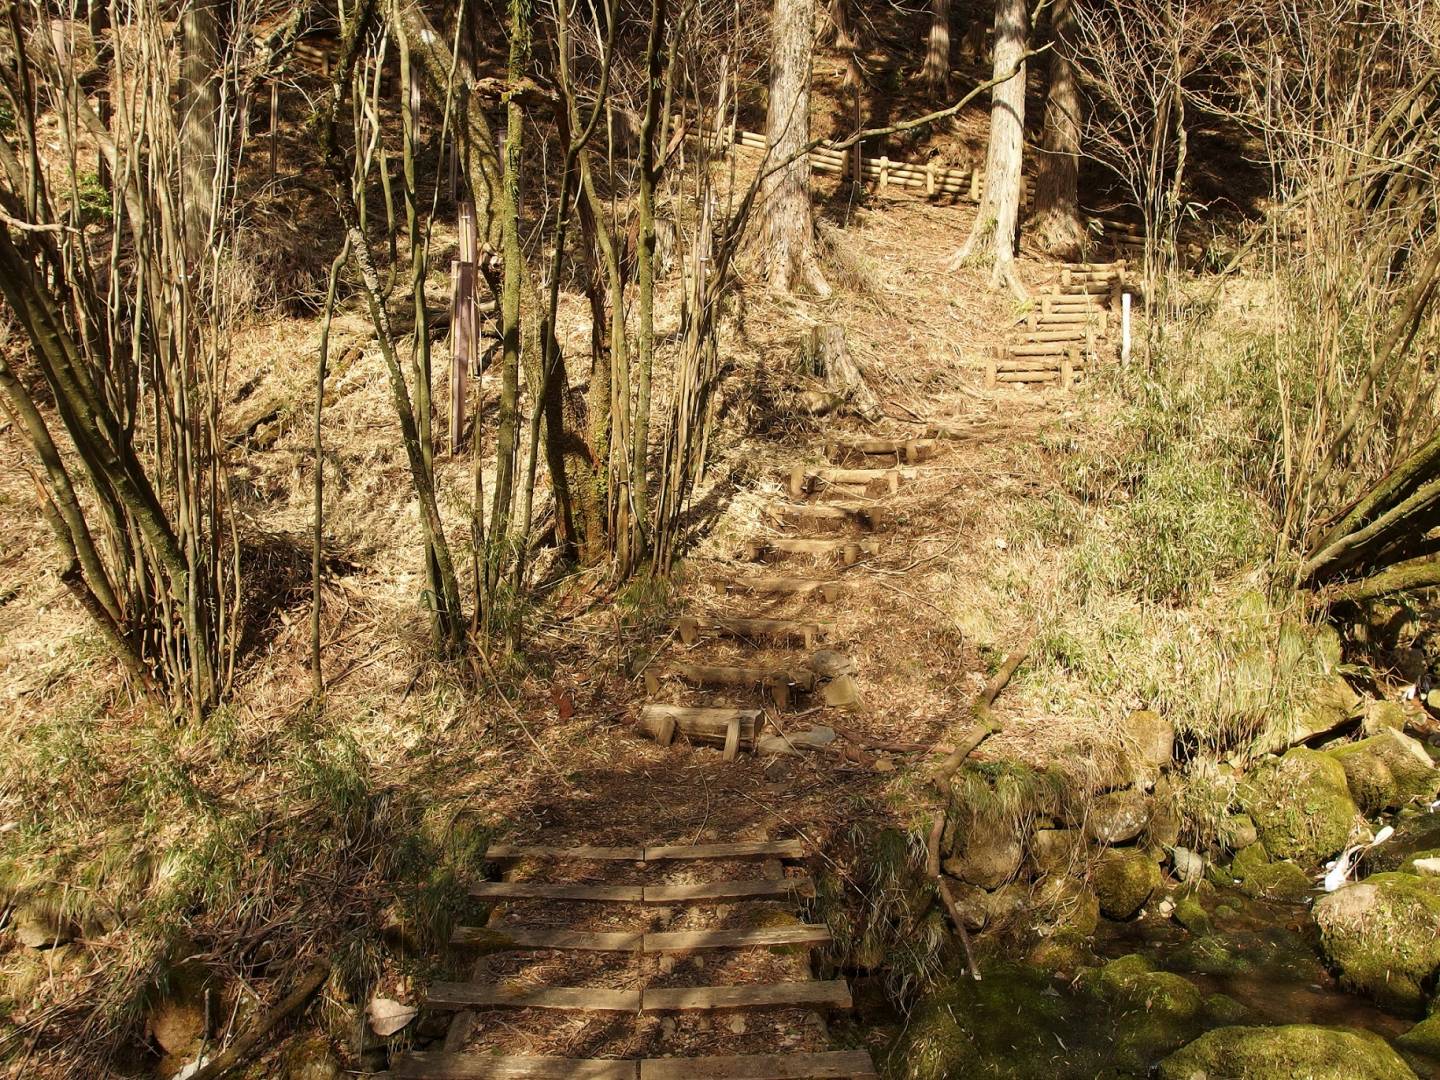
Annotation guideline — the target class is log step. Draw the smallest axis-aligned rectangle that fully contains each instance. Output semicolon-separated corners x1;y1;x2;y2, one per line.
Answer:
642;924;833;953
639;1052;878;1079
427;983;641;1013
676;615;825;648
469;882;645;903
641;980;852;1013
642;876;815;903
745;537;881;565
639;704;761;759
764;502;884;530
822;437;935;464
451;926;644;951
486;845;645;862
787;465;907;497
392;1053;638;1079
726;576;847;602
485;840;805;863
646;662;815;710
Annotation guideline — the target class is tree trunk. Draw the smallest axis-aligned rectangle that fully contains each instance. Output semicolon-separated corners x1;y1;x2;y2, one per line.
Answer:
179;0;222;264
921;0;951;96
1031;0;1083;258
763;0;829;296
820;0;855;49
950;0;1027;293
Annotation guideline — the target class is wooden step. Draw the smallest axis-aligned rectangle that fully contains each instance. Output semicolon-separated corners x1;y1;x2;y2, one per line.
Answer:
822;437;935;464
485;844;645;862
451;926;644;952
469;882;645;903
1007;341;1084;358
641;980;852;1013
787;465;906;497
642;925;832;953
677;614;824;648
726;576;846;602
745;537;881;565
645;839;804;861
427;982;641;1013
764;502;884;531
638;1051;878;1079
639;704;760;759
646;662;814;710
642;876;815;903
393;1053;638;1079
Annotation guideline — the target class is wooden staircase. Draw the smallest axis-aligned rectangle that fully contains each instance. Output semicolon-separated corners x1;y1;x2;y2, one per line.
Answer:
988;260;1127;389
388;842;877;1079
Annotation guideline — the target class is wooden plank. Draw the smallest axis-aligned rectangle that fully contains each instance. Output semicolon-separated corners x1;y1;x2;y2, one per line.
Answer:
639;705;760;748
644;840;805;861
642;925;832;953
766;503;883;530
451;926;643;952
680;614;825;647
642;877;814;903
470;882;645;902
641;980;852;1013
486;845;644;862
996;371;1061;383
427;983;641;1013
727;576;846;602
638;1051;878;1079
754;537;881;563
393;1052;639;1079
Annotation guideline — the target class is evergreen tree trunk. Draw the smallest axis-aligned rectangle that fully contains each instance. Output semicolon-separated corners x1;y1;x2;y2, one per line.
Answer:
1031;0;1084;258
921;0;951;96
179;0;222;264
951;0;1028;294
763;0;829;296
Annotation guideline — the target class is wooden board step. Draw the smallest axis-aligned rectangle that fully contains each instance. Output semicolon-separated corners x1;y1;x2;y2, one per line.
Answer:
726;576;846;602
638;1051;878;1079
787;465;907;497
641;925;832;953
469;882;645;903
450;926;643;952
485;844;644;862
676;614;824;648
642;876;815;903
638;704;761;760
641;980;852;1013
645;839;805;861
744;536;881;565
764;502;884;531
392;1053;638;1079
646;662;815;710
427;982;641;1013
822;437;935;464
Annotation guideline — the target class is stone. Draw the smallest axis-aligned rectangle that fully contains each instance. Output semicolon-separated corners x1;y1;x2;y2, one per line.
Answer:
1265;674;1361;752
1086;788;1152;845
1314;872;1440;1010
1219;812;1259;851
1230;840;1269;876
806;650;855;678
755;725;836;756
148;961;212;1057
1096;954;1202;1020
1157;1024;1416;1080
872;755;895;773
284;1036;341;1080
1171;847;1204;884
1239;748;1359;866
1408;856;1440;877
939;879;988;931
1236;859;1313;903
1029;828;1080;874
1093;848;1161;920
1173;893;1212;935
1396;1014;1440;1057
1362;699;1411;735
946;832;1023;891
1201;993;1249;1025
1123;709;1175;771
1146;781;1183;848
982;883;1029;929
820;675;860;708
12;905;75;949
1328;728;1440;813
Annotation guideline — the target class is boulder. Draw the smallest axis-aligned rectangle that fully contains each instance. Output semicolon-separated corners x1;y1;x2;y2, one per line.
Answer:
1396;1014;1440;1057
939;880;988;931
1265;675;1361;752
12;905;75;949
1094;954;1202;1020
1158;1024;1416;1080
1122;709;1175;772
1328;728;1440;813
1236;859;1312;903
147;961;212;1057
820;675;860;708
755;725;836;756
1362;699;1411;735
1172;893;1212;935
1239;748;1358;865
1146;781;1183;849
1219;812;1259;851
1171;847;1205;884
1202;993;1249;1025
945;832;1023;891
1029;828;1080;874
1314;872;1440;1010
1093;849;1161;920
284;1036;341;1080
1086;788;1152;845
1404;854;1440;877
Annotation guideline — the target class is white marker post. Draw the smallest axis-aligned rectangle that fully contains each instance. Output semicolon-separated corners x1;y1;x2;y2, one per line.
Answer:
1121;291;1132;366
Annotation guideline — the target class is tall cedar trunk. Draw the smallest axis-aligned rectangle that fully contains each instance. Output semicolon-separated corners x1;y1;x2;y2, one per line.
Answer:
954;0;1026;290
763;0;829;296
921;0;951;95
1031;0;1083;258
179;0;221;263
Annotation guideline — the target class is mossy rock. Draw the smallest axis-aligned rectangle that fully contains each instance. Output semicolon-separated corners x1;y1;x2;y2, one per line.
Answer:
1093;848;1161;920
1231;841;1270;877
1314;872;1440;1011
1396;1014;1440;1057
1168;933;1250;976
1172;893;1212;935
1095;955;1202;1020
1236;859;1313;903
1157;1024;1416;1079
1329;729;1440;813
1240;748;1358;866
284;1035;341;1080
1201;992;1249;1025
1219;812;1259;851
1399;848;1440;876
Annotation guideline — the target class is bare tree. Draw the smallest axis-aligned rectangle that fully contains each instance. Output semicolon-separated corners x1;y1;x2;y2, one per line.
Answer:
763;0;830;295
921;0;952;95
948;0;1029;295
1030;0;1084;257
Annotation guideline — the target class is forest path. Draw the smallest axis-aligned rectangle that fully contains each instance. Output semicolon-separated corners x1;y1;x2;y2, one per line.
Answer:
384;260;1122;1079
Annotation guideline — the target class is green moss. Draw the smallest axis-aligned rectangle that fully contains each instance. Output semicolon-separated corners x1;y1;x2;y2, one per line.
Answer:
1231;841;1270;877
1399;848;1440;876
1240;748;1358;865
1314;872;1440;1011
1172;893;1212;935
1093;849;1161;920
1236;859;1313;903
1157;1025;1417;1079
1202;992;1249;1024
1328;729;1440;814
1097;955;1202;1020
1395;1014;1440;1057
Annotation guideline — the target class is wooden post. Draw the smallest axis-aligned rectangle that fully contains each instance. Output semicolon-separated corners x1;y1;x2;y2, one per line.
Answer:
925;160;936;196
1121;292;1132;365
268;80;279;179
878;156;890;190
450;198;478;454
1060;348;1076;390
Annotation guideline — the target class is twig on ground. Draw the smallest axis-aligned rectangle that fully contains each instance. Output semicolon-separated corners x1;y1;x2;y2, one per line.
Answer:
188;961;329;1080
